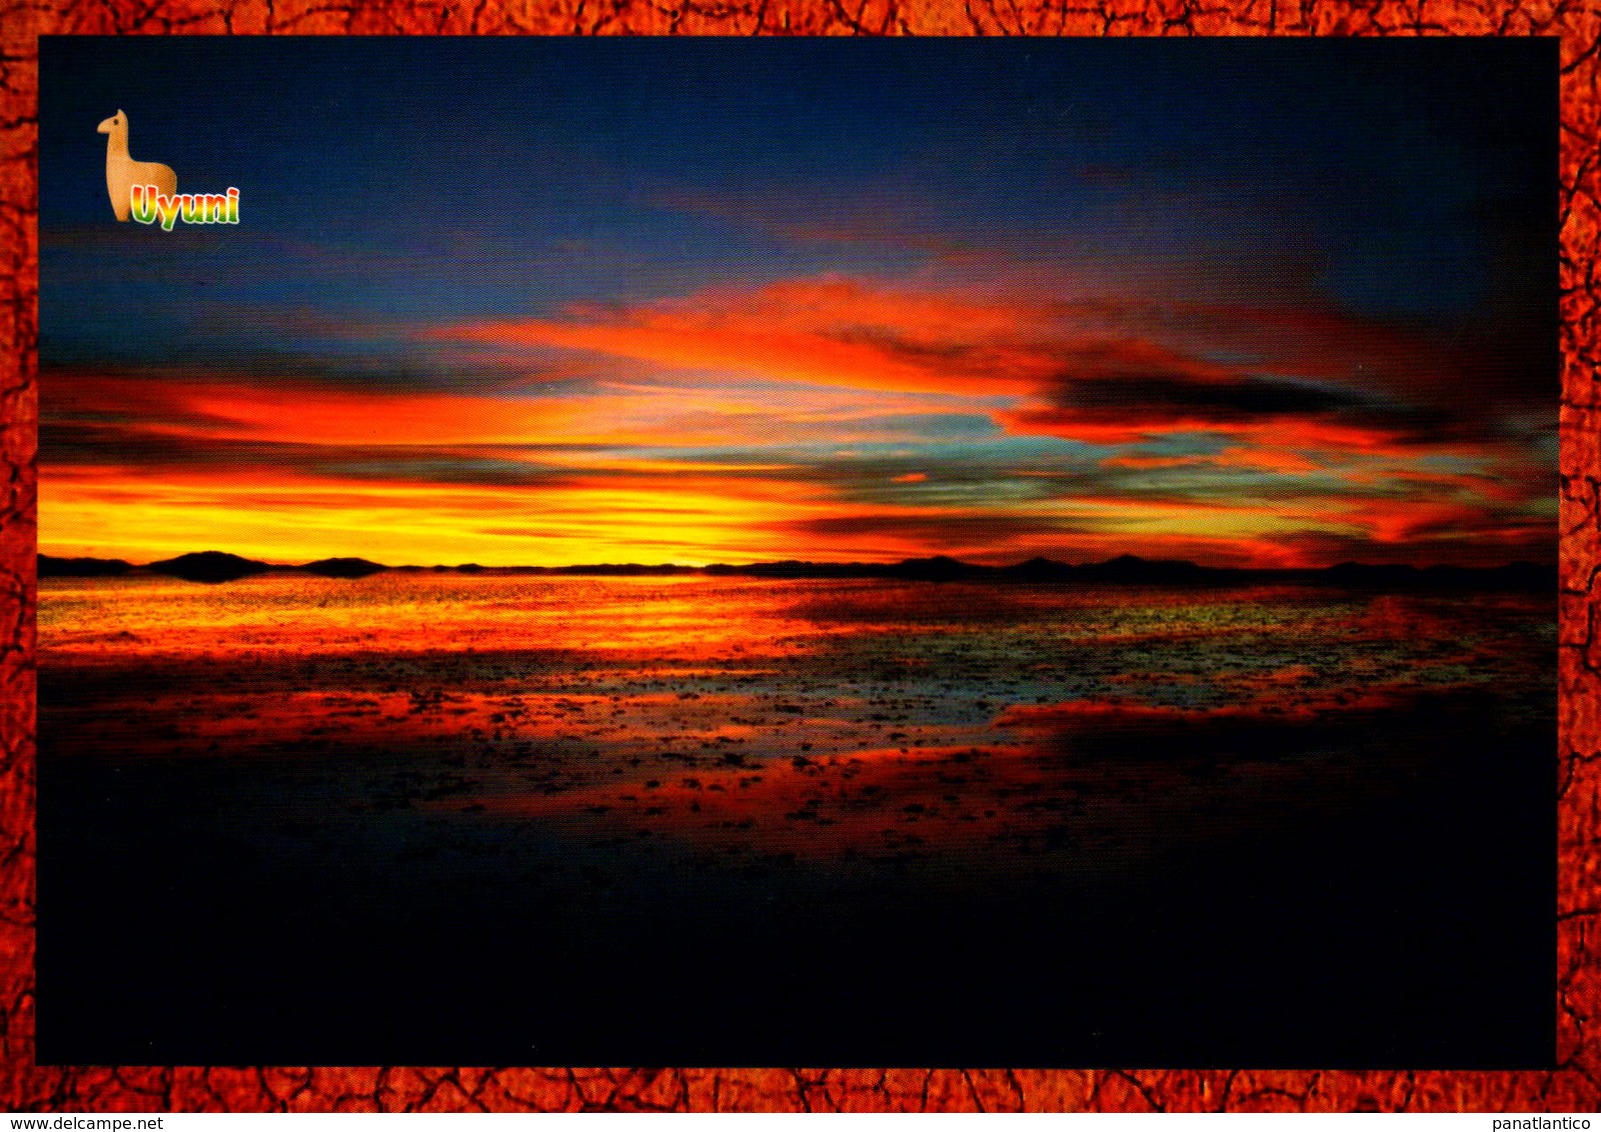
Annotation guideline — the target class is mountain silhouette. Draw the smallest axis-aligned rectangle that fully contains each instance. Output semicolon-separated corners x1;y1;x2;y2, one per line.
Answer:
147;551;271;583
301;557;388;578
39;548;1556;591
38;554;133;578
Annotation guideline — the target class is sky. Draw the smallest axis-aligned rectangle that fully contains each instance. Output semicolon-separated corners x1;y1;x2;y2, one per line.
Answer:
38;37;1557;568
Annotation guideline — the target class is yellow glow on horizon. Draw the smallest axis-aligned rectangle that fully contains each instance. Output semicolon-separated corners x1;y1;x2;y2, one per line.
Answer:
42;459;1490;571
42;469;943;567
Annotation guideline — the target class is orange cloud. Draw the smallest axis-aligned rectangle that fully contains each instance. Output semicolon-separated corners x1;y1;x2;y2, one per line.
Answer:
40;268;1552;570
44;368;985;456
430;274;1540;484
1210;446;1322;474
433;277;1057;398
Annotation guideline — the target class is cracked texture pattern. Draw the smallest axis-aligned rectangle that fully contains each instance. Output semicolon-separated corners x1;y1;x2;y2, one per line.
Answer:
1;0;1598;1112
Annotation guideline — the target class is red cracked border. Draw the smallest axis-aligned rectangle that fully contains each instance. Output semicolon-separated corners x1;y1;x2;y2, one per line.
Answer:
0;1;1597;1112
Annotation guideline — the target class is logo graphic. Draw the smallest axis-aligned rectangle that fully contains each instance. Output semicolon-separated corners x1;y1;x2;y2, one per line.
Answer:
98;109;238;229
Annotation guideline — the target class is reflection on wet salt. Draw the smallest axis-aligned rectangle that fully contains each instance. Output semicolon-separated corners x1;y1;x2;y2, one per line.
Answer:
41;573;1553;874
41;573;839;661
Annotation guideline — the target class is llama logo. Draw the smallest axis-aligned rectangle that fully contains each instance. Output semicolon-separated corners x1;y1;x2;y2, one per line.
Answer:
98;109;238;230
98;109;174;221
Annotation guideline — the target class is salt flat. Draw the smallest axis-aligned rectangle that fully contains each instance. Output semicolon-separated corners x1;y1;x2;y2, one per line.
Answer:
37;573;1555;1068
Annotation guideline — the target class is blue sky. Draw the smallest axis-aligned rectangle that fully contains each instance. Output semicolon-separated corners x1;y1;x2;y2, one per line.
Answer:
37;37;1558;567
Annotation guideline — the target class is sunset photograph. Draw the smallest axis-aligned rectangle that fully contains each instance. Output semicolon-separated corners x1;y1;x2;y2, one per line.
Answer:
35;36;1556;1068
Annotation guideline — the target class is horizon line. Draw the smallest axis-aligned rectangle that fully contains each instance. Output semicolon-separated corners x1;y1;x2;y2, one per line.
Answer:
38;548;1558;575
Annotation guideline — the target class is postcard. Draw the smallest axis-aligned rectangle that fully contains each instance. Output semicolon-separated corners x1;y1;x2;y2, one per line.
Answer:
32;35;1558;1072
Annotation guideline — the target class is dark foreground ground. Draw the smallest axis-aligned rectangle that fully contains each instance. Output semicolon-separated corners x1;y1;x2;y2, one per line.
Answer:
36;577;1554;1068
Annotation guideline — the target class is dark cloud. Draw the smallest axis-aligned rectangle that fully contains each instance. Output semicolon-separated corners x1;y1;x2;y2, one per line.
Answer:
1062;374;1370;418
776;512;1092;545
39;422;600;489
823;329;1003;372
40;422;289;468
999;334;1487;448
1268;529;1554;569
40;348;596;398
